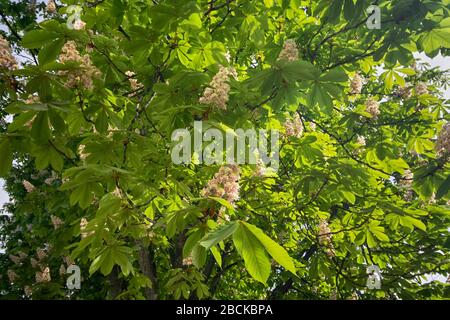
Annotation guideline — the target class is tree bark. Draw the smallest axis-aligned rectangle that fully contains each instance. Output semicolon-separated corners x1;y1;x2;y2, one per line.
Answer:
137;243;158;300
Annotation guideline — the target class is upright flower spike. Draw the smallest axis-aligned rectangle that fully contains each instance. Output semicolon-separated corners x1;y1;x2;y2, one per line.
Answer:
9;254;22;265
395;86;412;99
201;164;241;206
30;258;39;269
73;19;86;30
59;41;101;90
415;82;428;95
80;217;89;238
277;39;299;62
46;0;56;13
356;135;366;146
400;169;414;188
182;257;193;266
22;180;36;193
0;35;17;70
318;220;335;258
284;113;303;138
59;264;66;276
254;159;267;177
36;248;47;261
365;98;380;119
350;73;363;94
24;286;33;297
35;267;51;283
435;122;450;159
51;215;63;230
125;71;144;95
7;270;18;283
199;65;237;110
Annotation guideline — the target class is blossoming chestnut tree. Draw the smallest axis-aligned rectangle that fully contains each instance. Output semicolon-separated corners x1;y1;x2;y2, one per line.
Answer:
0;0;450;300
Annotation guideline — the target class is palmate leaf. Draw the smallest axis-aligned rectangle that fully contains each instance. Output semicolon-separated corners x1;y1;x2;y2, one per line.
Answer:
232;222;271;284
200;221;238;250
420;28;450;55
242;222;297;275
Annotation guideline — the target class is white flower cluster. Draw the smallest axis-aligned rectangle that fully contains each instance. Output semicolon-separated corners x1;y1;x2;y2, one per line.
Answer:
277;39;299;62
0;35;17;70
35;267;51;283
30;258;39;269
80;217;94;238
395;86;412;99
44;171;59;185
59;264;66;276
46;0;56;13
24;286;33;296
182;256;193;266
9;252;27;265
356;135;366;146
51;215;63;230
78;144;89;161
415;82;428;95
199;65;237;110
125;71;143;94
22;180;36;193
59;41;101;90
201;164;241;206
73;20;86;31
63;256;75;267
435;122;450;159
36;248;48;261
318;220;335;258
400;169;413;188
350;73;363;94
254;159;267;177
284;113;303;138
8;253;21;265
7;270;18;283
365;98;380;119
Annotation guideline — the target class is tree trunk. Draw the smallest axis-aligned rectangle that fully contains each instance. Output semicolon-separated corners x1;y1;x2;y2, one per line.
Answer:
137;243;158;300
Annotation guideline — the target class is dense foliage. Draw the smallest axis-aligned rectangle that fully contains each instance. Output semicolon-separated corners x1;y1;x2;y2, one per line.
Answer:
1;0;450;300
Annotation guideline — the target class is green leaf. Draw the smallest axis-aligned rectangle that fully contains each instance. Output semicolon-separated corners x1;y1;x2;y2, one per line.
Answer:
21;30;59;49
366;230;377;248
208;196;235;212
242;222;297;275
420;28;450;55
191;243;207;268
210;246;222;268
403;216;427;231
320;68;348;83
233;222;271;284
183;229;204;257
327;0;343;24
200;221;238;250
31;112;51;143
341;190;356;204
95;110;109;133
282;61;320;81
308;82;332;111
436;175;450;199
38;38;65;65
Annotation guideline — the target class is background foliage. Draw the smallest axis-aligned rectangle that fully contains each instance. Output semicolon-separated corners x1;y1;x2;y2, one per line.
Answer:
0;0;449;300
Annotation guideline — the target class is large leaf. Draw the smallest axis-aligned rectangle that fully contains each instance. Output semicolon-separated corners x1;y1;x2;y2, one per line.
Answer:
242;222;297;275
21;30;59;49
232;222;271;284
420;28;450;55
200;221;238;250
